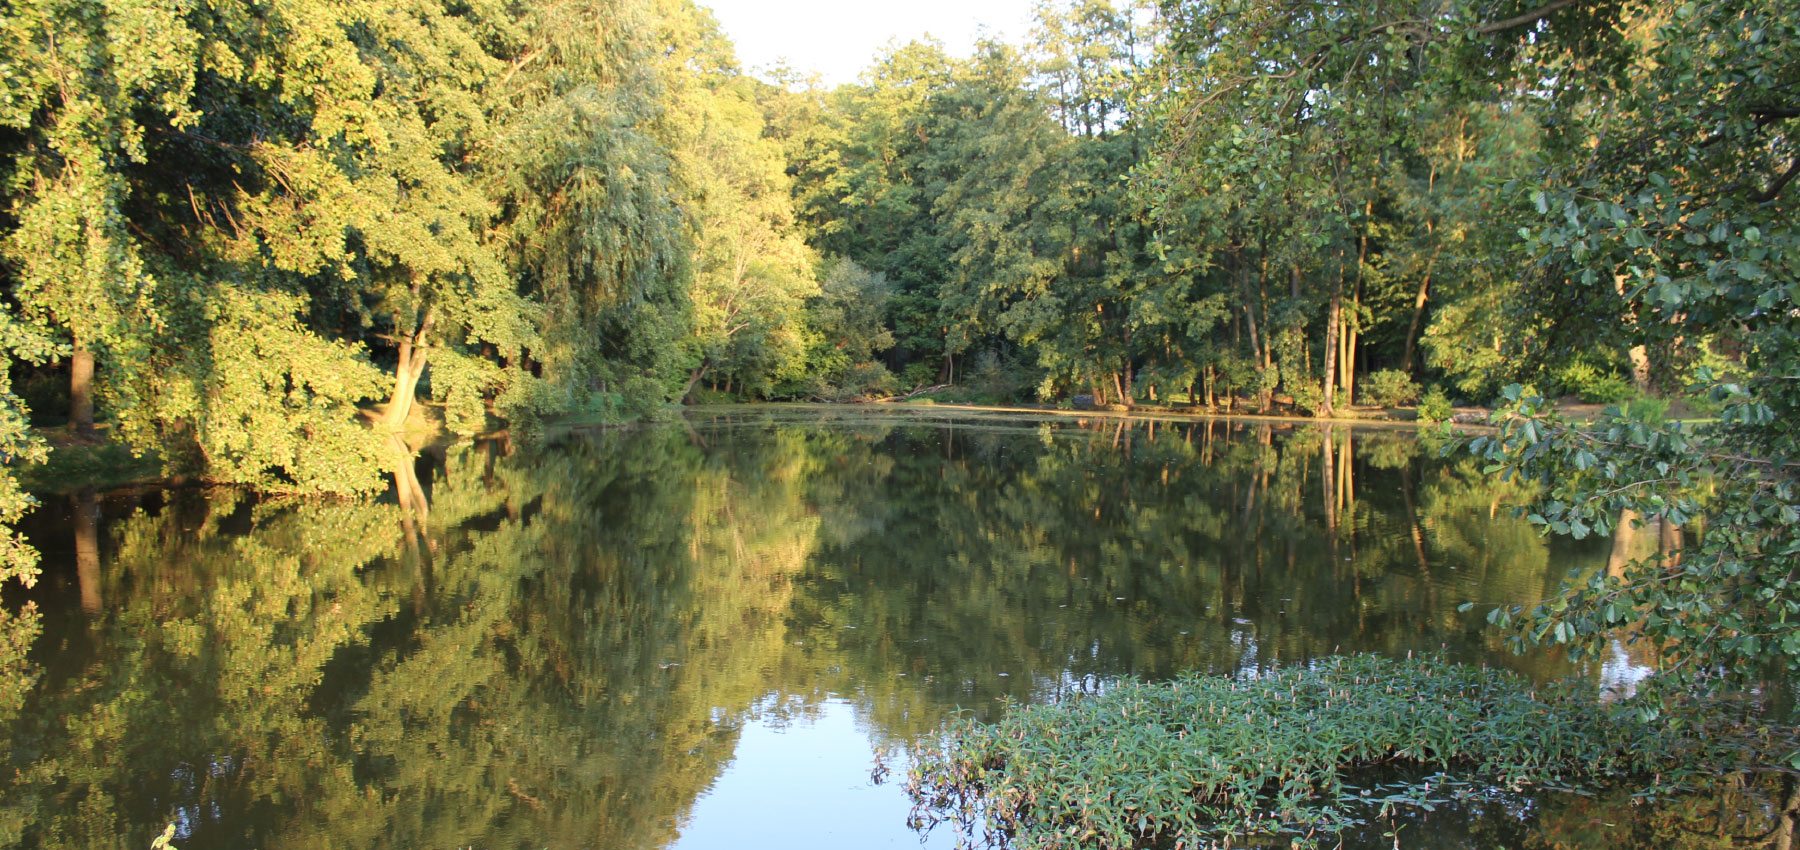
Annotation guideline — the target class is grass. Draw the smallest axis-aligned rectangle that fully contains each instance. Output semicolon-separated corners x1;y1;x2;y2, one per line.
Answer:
15;427;162;494
905;654;1788;849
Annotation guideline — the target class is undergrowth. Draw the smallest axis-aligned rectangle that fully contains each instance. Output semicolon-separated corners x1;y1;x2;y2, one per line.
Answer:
905;654;1787;849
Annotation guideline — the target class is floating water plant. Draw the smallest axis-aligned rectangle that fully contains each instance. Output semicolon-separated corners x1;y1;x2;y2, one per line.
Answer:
906;654;1784;849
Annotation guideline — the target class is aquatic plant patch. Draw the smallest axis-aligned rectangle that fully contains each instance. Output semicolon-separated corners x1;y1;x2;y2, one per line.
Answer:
905;654;1783;849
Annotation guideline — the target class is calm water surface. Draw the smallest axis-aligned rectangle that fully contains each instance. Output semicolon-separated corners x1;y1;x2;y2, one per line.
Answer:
6;407;1707;849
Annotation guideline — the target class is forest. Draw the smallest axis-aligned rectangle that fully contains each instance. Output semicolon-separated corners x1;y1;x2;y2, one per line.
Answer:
0;0;1796;694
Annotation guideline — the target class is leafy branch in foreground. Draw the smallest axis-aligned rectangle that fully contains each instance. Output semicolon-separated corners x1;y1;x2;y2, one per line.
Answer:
906;655;1787;850
1465;383;1800;715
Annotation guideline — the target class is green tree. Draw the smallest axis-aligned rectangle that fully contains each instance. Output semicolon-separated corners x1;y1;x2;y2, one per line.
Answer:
656;0;816;402
1468;0;1800;705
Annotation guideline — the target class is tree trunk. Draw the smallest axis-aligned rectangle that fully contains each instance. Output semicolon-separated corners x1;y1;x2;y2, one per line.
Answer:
681;362;711;404
1401;241;1442;375
1614;273;1652;392
1321;261;1342;417
1342;279;1360;405
1775;775;1799;850
1347;189;1372;405
70;339;95;437
384;340;425;428
384;307;435;429
1258;260;1273;413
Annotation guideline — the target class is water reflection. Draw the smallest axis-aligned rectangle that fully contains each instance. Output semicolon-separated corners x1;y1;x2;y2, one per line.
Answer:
0;409;1769;849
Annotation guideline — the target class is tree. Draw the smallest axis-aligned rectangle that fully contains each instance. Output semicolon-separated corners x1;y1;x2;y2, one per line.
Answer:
1468;0;1800;705
656;0;816;401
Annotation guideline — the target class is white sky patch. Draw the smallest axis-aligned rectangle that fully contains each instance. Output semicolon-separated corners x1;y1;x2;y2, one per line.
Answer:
699;0;1038;87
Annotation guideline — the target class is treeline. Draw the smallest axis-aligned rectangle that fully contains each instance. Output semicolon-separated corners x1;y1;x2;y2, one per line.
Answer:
1;3;1793;567
786;0;1789;421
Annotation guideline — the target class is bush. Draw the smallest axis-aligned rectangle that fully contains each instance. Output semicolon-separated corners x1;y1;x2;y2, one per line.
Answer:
1557;362;1635;403
899;361;937;390
1623;395;1669;424
1286;378;1325;415
1417;386;1454;422
966;349;1031;402
1359;369;1420;407
846;361;899;398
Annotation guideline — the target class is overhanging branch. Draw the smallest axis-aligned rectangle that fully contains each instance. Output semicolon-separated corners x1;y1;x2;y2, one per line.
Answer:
1474;0;1584;35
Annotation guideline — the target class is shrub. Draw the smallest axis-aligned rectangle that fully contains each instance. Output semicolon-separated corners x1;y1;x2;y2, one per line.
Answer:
831;361;898;400
1359;369;1420;407
1286;378;1324;415
1557;362;1635;403
1417;386;1453;422
899;361;937;390
967;349;1032;402
1623;395;1669;424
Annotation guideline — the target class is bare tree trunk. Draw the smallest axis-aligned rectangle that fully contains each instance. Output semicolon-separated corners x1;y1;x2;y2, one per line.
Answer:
1402;244;1440;375
1321;260;1342;417
384;307;435;429
1614;273;1652;392
70;338;95;437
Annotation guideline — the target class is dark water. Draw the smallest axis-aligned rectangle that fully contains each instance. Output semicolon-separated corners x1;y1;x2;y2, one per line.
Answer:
0;407;1762;849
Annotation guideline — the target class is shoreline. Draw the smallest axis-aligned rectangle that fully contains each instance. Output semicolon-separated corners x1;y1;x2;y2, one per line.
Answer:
680;399;1489;431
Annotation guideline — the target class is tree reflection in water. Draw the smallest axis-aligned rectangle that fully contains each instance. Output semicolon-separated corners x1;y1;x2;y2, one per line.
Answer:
0;409;1776;849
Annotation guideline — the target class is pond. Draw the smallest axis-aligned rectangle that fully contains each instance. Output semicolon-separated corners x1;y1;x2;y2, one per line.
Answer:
2;406;1729;850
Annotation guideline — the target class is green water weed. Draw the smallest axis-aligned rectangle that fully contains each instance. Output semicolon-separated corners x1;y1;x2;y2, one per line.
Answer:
906;654;1782;849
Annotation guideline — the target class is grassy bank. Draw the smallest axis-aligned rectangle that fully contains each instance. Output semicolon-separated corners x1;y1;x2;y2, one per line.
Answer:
14;428;162;494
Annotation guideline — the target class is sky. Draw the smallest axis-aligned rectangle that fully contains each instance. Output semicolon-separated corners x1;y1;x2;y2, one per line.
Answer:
697;0;1038;87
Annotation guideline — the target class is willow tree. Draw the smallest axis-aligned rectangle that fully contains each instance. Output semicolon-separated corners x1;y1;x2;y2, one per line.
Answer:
489;0;688;418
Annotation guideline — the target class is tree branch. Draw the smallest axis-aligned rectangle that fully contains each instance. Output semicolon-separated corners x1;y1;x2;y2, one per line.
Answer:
1750;156;1800;204
1474;0;1583;35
